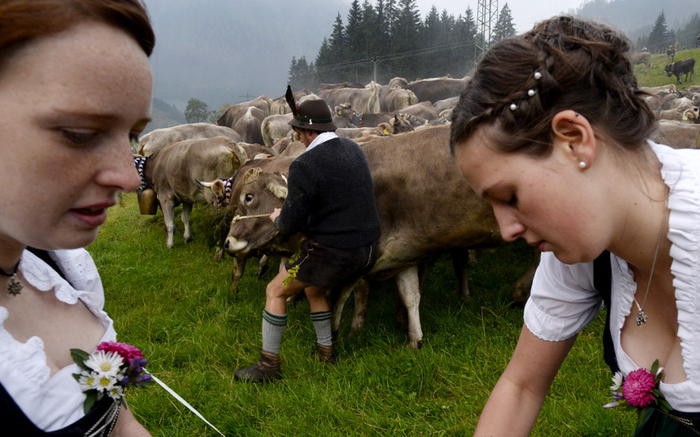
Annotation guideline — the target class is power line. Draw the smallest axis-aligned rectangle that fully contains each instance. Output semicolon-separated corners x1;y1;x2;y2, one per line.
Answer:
295;40;476;79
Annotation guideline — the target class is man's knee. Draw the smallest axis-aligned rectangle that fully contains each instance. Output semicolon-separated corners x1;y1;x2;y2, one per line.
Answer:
266;269;305;300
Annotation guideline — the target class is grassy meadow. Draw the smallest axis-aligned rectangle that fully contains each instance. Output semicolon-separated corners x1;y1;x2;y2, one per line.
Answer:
87;53;700;436
632;48;699;88
90;193;635;436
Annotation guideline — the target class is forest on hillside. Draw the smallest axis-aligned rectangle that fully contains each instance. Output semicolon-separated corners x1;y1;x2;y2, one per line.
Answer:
287;0;517;89
287;0;700;90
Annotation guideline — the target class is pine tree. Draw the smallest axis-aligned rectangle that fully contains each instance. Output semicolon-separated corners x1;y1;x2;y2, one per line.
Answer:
454;7;477;74
288;56;316;91
493;4;516;43
391;0;422;77
327;13;348;82
346;0;365;59
647;11;669;54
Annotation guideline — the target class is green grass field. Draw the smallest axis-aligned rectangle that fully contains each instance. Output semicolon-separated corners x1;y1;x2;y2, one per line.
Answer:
86;58;697;435
633;48;699;88
89;194;636;436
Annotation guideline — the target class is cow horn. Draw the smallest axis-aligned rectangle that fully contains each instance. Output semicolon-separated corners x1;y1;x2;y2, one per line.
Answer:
196;179;215;188
228;143;249;169
243;167;262;184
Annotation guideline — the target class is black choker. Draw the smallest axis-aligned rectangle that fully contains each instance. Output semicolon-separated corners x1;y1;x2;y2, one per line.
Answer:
0;260;22;296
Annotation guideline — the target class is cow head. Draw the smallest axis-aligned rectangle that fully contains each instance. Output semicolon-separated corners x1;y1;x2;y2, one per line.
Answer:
683;106;700;122
196;177;233;208
223;167;301;257
378;114;415;135
335;103;353;118
664;63;674;77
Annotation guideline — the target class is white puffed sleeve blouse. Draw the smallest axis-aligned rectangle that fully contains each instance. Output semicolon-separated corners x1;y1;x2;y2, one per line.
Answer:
524;141;700;413
0;248;116;431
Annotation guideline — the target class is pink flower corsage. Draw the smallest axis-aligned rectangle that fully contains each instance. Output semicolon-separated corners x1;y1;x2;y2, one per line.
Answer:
603;359;672;417
71;341;153;413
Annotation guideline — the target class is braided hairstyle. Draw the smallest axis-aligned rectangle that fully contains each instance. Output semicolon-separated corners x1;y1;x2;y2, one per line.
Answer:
450;16;656;158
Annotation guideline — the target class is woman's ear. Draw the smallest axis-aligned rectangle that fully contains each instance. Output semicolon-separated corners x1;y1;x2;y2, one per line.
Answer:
551;110;597;170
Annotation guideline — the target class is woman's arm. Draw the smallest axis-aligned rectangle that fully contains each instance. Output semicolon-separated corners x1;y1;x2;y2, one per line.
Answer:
111;403;151;437
474;324;577;437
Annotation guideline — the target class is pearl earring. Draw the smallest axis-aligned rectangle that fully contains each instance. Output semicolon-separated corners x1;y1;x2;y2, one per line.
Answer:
579;161;587;169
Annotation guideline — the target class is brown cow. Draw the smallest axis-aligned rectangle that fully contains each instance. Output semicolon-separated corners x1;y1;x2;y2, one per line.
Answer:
217;105;266;145
317;81;382;114
398;101;440;121
270;89;313;115
652;120;700;149
335;114;415;144
629;51;651;72
137;122;242;156
222;126;509;349
390;76;467;104
334;103;428;129
261;113;294;147
143;136;248;248
379;87;418;112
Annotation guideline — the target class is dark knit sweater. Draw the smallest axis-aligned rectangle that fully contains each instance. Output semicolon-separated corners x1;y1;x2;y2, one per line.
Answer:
275;137;381;249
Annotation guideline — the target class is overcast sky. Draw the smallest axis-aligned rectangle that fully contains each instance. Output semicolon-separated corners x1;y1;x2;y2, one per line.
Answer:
407;0;586;34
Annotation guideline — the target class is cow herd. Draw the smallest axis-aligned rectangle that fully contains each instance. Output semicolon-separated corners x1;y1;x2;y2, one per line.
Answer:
132;74;700;348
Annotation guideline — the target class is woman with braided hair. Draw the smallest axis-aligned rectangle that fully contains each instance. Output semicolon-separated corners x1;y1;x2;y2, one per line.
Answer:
450;16;700;436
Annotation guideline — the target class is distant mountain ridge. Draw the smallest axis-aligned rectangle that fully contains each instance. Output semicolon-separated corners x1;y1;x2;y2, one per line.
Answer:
575;0;699;38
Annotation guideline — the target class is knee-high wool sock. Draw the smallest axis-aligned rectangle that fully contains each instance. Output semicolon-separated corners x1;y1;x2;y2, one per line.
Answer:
262;309;287;355
310;310;332;347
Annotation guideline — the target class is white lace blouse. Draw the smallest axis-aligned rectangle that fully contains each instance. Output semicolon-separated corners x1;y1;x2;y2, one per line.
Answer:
0;248;116;431
524;141;700;413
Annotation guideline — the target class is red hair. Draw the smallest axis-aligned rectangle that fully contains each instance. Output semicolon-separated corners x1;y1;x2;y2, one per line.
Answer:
0;0;155;60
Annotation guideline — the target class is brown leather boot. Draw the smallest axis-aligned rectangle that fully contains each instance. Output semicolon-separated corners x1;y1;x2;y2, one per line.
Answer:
234;350;281;382
315;343;337;364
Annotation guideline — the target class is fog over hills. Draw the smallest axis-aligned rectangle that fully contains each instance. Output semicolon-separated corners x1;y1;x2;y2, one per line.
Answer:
143;0;699;118
144;0;347;112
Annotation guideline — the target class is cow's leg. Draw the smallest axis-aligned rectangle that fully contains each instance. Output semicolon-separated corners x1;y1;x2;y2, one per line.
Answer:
331;285;350;338
181;202;193;243
452;249;471;301
349;278;369;338
328;279;368;340
395;266;422;350
231;256;246;290
512;249;541;304
160;197;176;248
256;254;270;277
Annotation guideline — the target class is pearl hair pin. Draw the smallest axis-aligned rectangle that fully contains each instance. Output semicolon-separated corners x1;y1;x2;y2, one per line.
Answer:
509;71;542;112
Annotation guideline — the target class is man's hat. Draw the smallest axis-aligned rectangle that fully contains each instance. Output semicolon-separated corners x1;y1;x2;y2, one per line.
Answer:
285;86;336;132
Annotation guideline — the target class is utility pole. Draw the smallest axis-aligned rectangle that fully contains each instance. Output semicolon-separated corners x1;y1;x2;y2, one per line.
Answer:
370;57;380;83
475;0;498;63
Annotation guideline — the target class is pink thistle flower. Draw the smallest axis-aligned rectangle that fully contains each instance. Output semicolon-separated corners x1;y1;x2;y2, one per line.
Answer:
97;342;143;363
622;368;657;408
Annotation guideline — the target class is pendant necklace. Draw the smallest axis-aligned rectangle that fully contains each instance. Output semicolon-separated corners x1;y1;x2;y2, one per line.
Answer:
633;188;669;326
0;260;23;296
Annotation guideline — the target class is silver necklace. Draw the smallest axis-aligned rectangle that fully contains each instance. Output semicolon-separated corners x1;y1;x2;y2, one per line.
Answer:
0;260;22;296
633;189;669;326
